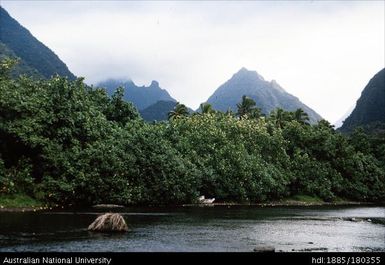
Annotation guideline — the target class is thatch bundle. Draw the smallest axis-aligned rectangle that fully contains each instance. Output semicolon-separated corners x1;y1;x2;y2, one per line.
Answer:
88;213;128;232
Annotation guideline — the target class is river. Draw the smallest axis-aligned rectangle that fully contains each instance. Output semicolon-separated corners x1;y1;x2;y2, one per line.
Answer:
0;206;384;252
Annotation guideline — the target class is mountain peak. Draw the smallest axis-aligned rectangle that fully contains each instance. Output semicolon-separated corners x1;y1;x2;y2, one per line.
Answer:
97;78;175;110
238;67;249;72
205;68;323;123
233;67;265;81
150;80;159;88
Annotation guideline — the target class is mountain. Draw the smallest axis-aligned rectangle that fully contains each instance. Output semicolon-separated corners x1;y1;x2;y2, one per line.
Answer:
0;42;41;78
204;68;322;123
97;79;176;110
0;7;75;79
340;68;385;132
140;100;177;121
140;100;195;122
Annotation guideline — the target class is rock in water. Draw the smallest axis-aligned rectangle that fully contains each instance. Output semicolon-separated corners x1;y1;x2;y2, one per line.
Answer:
88;213;128;232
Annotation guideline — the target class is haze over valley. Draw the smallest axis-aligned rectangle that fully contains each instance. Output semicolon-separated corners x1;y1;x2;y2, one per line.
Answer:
1;1;384;125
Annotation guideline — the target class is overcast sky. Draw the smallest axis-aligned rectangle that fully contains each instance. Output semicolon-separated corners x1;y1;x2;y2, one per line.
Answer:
2;1;384;123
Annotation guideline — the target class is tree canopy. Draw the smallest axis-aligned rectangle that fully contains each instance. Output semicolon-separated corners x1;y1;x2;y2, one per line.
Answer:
1;59;384;206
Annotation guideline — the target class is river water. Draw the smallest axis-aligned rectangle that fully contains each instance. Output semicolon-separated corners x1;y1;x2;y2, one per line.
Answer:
0;206;384;252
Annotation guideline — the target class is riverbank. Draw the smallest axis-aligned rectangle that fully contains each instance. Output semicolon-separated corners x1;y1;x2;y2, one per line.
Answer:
181;198;380;207
0;194;47;212
181;200;379;207
1;194;383;212
181;195;381;207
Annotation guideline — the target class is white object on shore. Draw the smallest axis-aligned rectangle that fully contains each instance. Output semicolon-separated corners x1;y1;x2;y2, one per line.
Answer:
92;204;124;209
198;195;215;204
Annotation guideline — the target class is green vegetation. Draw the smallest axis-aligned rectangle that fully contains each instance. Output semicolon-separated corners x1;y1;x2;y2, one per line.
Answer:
287;195;323;203
1;59;384;207
0;193;42;208
168;103;190;120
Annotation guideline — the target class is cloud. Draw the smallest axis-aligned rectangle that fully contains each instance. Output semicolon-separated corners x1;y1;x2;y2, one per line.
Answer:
2;1;384;122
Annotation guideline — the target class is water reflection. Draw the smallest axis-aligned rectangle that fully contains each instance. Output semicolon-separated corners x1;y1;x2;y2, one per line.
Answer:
0;206;384;252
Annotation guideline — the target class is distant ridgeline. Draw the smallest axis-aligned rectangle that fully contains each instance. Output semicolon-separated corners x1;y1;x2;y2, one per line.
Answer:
99;68;325;122
140;100;178;122
97;79;178;121
339;68;385;133
203;68;323;124
0;7;76;79
140;100;195;122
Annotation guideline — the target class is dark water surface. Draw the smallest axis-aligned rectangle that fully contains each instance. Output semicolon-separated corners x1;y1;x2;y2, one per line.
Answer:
0;206;384;252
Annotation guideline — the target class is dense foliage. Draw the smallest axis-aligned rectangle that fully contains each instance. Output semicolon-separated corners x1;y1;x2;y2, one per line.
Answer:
1;60;384;206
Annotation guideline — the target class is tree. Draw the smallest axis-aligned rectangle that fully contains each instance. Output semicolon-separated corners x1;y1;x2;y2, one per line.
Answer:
349;127;371;154
1;57;385;206
168;103;189;120
293;108;310;125
317;119;335;130
105;87;140;126
225;108;235;117
0;57;18;79
249;108;263;120
199;103;215;115
269;108;291;129
236;95;257;119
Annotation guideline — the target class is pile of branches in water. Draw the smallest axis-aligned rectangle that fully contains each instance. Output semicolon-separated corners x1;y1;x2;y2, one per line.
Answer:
88;213;128;232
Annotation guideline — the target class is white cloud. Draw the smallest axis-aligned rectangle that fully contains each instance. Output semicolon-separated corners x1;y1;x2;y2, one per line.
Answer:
2;1;384;122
